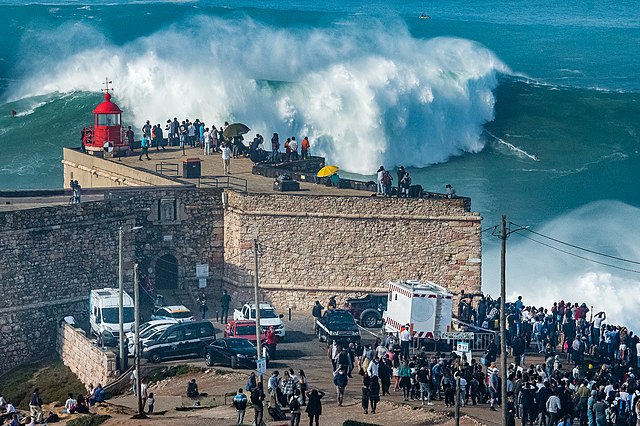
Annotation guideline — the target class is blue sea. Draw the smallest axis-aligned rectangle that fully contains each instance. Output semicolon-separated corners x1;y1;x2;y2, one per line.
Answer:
1;0;639;329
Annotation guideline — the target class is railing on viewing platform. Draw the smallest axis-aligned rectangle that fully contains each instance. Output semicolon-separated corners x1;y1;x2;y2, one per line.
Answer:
198;176;248;193
155;162;180;176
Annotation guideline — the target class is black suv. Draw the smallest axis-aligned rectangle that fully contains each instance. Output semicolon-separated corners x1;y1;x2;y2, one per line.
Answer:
315;309;361;346
141;321;216;363
345;294;388;328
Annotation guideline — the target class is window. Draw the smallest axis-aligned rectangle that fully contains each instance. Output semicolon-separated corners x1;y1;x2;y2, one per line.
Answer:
96;114;121;126
164;329;183;343
199;325;213;337
184;325;197;340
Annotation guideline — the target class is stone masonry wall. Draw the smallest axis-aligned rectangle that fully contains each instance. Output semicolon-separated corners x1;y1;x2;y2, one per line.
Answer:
223;192;482;311
0;187;224;375
57;323;117;387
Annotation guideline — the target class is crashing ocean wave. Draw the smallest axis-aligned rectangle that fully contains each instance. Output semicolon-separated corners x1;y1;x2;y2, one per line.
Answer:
6;16;510;174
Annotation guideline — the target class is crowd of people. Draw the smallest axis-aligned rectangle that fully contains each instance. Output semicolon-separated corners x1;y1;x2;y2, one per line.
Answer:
0;384;97;425
457;294;640;425
129;117;312;167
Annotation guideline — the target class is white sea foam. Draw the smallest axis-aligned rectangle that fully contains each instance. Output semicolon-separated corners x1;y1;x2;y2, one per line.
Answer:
8;16;510;174
486;130;539;161
483;200;640;332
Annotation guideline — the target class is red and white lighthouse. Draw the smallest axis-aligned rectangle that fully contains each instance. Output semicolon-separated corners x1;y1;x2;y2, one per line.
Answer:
82;79;129;155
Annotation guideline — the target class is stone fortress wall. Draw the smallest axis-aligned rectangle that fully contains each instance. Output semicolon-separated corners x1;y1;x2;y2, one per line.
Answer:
223;192;482;309
0;155;482;375
0;187;225;375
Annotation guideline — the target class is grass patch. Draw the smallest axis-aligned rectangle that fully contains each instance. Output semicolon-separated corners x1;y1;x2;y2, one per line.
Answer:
147;365;203;385
0;357;85;409
66;414;111;426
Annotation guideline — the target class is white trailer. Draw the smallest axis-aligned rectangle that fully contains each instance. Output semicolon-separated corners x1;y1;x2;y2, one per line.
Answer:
383;280;453;339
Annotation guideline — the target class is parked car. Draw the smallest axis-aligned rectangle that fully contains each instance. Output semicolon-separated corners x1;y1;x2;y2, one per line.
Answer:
204;338;263;369
141;321;216;363
345;293;388;328
224;320;266;343
126;319;178;341
127;322;174;356
315;309;361;346
150;305;194;322
233;303;285;338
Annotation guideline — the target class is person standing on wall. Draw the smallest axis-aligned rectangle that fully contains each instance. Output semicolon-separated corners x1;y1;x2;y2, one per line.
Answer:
220;289;232;323
396;166;405;196
139;134;150;161
125;126;134;149
290;137;298;161
221;143;232;175
301;136;310;160
271;133;280;162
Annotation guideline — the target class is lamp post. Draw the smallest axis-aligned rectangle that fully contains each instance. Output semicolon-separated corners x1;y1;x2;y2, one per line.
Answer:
253;239;264;387
133;263;146;419
118;225;143;374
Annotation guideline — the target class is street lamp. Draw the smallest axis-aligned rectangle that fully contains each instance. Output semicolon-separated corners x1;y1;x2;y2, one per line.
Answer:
118;225;143;373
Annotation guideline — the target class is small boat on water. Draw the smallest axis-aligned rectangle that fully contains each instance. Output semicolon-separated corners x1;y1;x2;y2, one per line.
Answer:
419;13;430;19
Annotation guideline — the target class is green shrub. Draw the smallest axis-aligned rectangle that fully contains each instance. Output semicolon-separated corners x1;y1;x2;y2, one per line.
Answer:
0;358;85;409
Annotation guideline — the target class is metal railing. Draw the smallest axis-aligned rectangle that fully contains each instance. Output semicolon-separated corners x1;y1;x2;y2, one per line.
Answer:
155;162;180;176
198;176;248;192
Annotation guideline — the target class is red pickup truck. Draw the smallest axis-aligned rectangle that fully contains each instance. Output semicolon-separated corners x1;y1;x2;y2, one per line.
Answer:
224;320;266;342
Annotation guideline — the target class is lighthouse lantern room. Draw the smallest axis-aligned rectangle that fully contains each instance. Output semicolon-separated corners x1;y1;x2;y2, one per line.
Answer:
82;79;129;156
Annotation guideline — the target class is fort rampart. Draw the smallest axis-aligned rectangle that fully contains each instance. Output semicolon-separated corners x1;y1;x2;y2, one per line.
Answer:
223;192;482;308
1;152;482;374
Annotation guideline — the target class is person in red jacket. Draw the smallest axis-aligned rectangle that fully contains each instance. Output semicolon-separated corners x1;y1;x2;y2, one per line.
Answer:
266;326;278;358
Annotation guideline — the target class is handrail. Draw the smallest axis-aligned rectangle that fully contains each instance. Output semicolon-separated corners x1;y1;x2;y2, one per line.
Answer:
156;162;180;176
198;175;248;192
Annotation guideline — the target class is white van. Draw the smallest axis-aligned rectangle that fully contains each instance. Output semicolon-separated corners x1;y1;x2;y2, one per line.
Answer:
90;288;135;347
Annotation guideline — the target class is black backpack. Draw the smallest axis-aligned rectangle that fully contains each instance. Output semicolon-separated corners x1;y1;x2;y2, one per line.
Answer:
289;396;300;412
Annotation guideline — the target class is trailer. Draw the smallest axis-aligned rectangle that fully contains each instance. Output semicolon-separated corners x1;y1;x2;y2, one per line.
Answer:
383;280;453;339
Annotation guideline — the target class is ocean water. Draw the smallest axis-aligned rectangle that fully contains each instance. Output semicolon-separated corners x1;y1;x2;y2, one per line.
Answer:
1;0;639;329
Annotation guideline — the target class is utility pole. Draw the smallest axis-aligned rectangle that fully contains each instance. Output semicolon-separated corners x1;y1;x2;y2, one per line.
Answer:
499;214;508;426
133;263;145;418
118;226;125;372
454;374;461;426
253;239;263;387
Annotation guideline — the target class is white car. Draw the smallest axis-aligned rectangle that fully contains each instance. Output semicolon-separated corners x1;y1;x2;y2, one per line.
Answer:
150;305;195;322
127;323;174;356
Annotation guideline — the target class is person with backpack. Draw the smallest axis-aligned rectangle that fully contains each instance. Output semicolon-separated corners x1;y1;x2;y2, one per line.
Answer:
232;388;248;426
289;389;302;426
333;367;349;406
251;383;266;426
312;301;323;320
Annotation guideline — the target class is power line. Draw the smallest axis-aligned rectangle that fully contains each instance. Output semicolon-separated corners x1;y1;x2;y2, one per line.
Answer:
511;221;640;266
512;232;640;275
